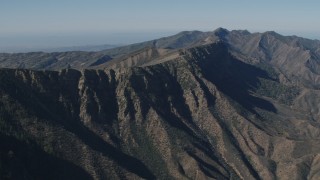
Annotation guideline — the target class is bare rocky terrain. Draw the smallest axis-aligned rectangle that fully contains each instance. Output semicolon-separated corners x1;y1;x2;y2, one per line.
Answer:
1;28;320;179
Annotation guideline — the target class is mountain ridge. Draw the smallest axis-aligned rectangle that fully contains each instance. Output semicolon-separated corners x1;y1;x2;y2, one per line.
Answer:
1;29;320;179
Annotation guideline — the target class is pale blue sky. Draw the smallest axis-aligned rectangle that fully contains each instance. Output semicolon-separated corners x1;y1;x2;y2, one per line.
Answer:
1;0;320;48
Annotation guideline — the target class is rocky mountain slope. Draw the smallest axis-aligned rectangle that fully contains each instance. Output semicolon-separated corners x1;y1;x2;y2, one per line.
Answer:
1;29;320;179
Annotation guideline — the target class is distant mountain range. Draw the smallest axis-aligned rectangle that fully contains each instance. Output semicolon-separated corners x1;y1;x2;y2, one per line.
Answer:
0;44;120;53
1;28;320;179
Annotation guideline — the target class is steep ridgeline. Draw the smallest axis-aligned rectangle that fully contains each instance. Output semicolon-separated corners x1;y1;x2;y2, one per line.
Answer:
2;27;320;78
1;42;320;179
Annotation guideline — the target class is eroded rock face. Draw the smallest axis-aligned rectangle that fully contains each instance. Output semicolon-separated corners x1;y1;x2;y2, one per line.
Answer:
1;42;320;180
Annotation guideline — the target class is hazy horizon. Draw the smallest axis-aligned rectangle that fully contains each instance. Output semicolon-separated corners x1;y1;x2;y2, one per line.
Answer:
1;0;320;52
0;31;178;52
1;29;320;53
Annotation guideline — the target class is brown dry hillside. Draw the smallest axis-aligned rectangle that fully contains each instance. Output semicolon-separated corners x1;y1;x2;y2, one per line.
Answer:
1;29;320;179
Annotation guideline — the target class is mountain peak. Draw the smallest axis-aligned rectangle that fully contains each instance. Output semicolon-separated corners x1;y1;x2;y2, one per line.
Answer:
213;27;229;36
